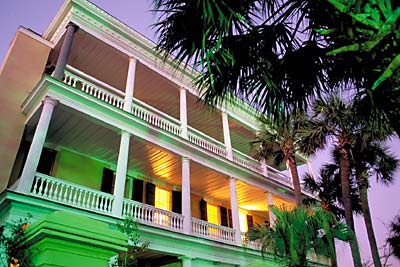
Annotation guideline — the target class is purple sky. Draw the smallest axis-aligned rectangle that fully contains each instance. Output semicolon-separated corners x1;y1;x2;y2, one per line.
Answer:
0;1;399;266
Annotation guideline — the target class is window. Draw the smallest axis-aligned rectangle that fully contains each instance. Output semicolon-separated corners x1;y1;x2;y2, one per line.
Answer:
207;203;219;225
154;187;171;226
239;210;248;233
155;187;171;211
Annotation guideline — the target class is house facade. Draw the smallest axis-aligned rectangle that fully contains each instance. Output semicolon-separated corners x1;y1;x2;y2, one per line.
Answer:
0;1;320;266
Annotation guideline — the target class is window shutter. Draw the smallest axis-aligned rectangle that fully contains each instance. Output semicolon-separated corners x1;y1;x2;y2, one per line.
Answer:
220;206;228;227
37;147;57;175
246;214;254;230
132;178;144;202
228;209;233;228
172;190;182;214
145;182;156;206
200;199;207;221
101;168;114;194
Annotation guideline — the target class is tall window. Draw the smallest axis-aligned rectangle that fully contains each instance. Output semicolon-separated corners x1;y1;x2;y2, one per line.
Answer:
207;203;219;225
239;210;248;233
155;187;171;211
154;187;171;226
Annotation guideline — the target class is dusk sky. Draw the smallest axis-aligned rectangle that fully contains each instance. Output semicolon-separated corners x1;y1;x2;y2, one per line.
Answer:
0;1;399;266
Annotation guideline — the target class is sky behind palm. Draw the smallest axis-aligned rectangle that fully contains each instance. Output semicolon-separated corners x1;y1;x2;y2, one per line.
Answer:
0;1;399;266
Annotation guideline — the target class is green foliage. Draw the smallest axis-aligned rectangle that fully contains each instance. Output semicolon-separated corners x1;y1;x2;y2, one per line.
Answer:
110;218;150;267
387;215;400;259
247;206;350;267
0;214;33;267
153;0;328;117
252;112;310;206
152;0;400;136
302;162;361;220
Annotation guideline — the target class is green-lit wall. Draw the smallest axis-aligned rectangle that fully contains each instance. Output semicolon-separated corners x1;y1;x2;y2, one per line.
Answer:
52;149;107;190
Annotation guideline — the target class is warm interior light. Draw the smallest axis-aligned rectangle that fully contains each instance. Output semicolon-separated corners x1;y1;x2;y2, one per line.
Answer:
239;209;248;233
207;203;219;225
155;187;171;211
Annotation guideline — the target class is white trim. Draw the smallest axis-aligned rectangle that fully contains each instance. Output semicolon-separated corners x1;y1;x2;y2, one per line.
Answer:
18;27;55;48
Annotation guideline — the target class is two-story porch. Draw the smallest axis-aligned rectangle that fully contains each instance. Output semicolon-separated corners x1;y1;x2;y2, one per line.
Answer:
9;68;296;248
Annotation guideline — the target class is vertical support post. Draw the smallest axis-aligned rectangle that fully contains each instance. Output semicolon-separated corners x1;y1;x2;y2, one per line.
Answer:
53;22;79;80
229;177;242;245
112;131;131;216
180;87;188;139
181;156;191;234
17;97;57;193
222;112;233;160
179;256;192;267
267;192;275;227
123;57;137;112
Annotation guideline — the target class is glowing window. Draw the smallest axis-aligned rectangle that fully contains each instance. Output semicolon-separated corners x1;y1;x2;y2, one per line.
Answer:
155;187;171;211
239;210;248;233
207;203;219;225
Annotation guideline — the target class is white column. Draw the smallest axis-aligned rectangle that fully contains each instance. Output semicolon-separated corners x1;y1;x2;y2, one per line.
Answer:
179;256;192;267
181;156;191;234
17;97;57;193
222;112;233;160
267;192;275;227
180;87;188;139
123;57;137;112
112;130;131;216
229;177;242;245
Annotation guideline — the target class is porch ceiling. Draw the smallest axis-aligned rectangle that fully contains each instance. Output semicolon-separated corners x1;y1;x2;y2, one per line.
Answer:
55;29;257;152
30;104;271;212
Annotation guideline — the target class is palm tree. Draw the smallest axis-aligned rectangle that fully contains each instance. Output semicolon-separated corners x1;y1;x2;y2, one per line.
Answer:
252;113;309;206
304;0;400;136
303;161;362;267
298;96;364;266
388;215;400;259
152;0;328;118
299;95;395;267
303;162;362;221
248;206;350;267
351;141;398;267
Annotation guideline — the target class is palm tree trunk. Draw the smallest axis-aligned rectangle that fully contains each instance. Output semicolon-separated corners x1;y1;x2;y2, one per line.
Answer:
287;158;302;206
358;176;382;267
339;149;362;267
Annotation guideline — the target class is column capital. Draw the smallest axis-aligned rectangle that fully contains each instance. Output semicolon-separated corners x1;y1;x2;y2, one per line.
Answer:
181;156;190;162
128;56;138;63
118;130;131;137
42;96;58;107
66;22;79;32
178;256;193;260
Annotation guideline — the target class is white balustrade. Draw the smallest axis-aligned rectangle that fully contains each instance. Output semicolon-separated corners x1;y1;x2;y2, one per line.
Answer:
188;127;227;157
191;218;236;244
232;150;263;173
31;173;114;215
265;165;292;185
130;98;182;136
63;67;125;109
122;199;184;232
